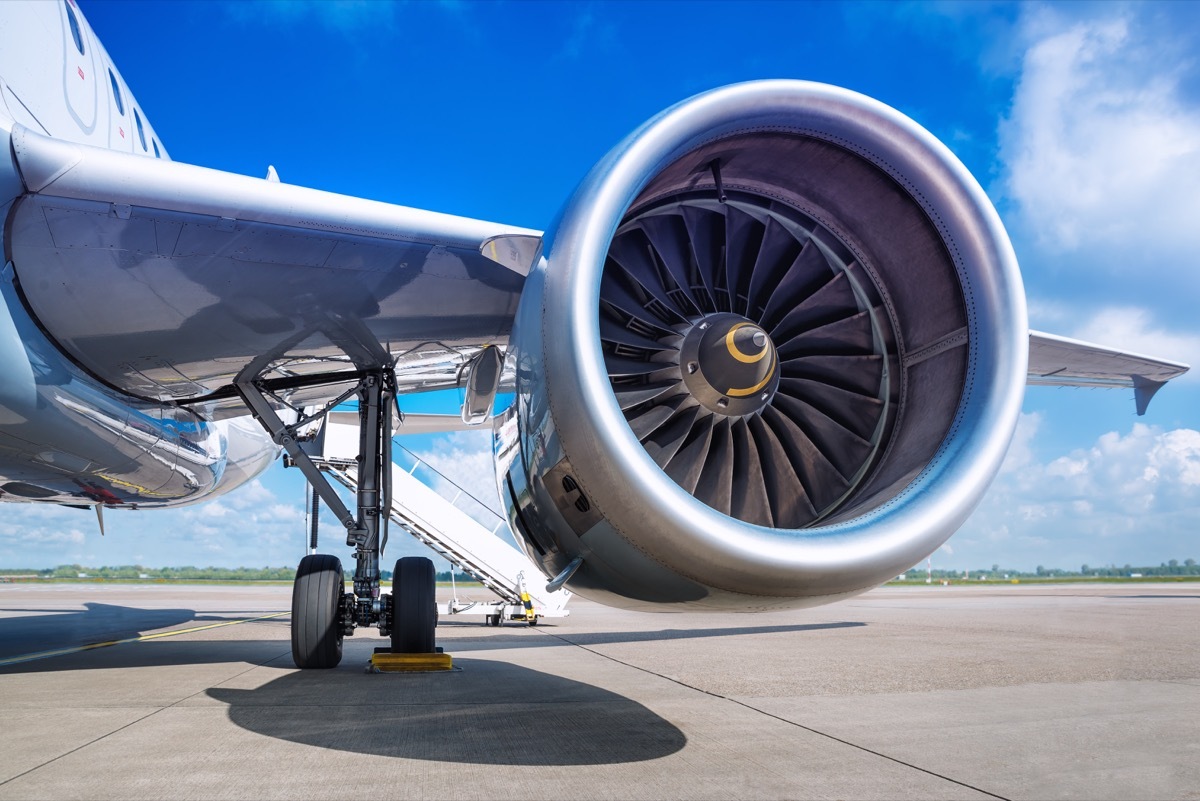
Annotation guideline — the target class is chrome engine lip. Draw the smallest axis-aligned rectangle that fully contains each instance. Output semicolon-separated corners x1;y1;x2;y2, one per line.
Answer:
542;80;1028;597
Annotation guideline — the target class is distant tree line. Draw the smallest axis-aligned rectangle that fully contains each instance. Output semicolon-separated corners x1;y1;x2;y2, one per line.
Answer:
5;561;1197;582
902;559;1200;580
19;564;300;580
0;565;478;582
378;570;475;582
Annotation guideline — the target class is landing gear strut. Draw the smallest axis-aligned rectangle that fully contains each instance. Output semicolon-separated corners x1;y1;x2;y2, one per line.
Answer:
236;370;437;668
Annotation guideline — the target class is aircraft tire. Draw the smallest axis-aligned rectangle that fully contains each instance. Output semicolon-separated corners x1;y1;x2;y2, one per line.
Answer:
392;556;436;653
291;554;344;669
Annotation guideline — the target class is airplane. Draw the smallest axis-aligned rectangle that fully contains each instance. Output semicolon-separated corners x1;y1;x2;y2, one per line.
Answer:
0;1;1188;668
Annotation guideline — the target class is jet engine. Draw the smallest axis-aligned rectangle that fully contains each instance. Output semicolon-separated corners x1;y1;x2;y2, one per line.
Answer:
496;81;1027;610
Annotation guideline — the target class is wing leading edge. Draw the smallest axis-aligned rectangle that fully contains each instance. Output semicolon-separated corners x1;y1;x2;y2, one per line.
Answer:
4;125;541;414
1028;330;1189;415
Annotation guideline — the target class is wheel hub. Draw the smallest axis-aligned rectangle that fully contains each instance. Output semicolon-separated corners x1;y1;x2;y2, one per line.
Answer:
680;313;779;417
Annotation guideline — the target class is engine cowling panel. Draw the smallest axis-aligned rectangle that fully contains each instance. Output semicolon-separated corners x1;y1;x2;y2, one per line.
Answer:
496;81;1026;611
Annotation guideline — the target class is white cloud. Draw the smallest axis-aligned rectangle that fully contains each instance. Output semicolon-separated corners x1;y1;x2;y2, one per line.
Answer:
226;479;274;510
411;431;501;514
268;503;301;522
956;422;1200;569
199;502;230;519
998;7;1200;271
1000;411;1043;473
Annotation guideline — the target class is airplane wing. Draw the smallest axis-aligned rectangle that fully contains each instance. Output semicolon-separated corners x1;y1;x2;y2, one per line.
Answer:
4;125;541;417
1027;330;1190;415
7;126;1191;425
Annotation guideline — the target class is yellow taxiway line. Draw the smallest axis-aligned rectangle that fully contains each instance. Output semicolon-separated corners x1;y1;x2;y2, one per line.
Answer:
0;611;289;667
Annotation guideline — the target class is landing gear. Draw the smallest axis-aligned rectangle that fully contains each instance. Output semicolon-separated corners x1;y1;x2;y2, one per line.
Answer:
391;557;436;653
237;369;439;668
291;554;345;668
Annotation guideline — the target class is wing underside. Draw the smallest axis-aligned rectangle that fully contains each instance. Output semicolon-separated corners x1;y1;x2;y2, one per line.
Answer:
4;125;540;416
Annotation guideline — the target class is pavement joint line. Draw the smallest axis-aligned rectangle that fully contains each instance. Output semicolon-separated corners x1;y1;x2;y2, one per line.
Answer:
533;628;1012;801
0;647;293;789
0;612;289;667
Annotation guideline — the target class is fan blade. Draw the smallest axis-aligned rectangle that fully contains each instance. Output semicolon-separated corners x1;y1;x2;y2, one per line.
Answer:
627;394;693;440
759;238;832;332
694;419;735;515
611;381;684;410
775;308;878;358
601;272;680;329
780;354;883;397
664;414;716;494
769;270;857;344
643;405;702;468
681;204;723;312
745;217;801;321
772;391;874;480
777;378;882;442
729;419;774;528
609;232;692;320
604;354;678;377
599;315;676;352
762;405;849;512
748;415;818;528
724;206;764;316
639;215;705;316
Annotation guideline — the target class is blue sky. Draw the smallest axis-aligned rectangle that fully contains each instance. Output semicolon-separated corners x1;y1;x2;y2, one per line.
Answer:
3;0;1198;573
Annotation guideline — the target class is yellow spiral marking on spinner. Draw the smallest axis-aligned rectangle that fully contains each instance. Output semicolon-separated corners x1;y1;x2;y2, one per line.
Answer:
726;350;777;397
725;322;769;364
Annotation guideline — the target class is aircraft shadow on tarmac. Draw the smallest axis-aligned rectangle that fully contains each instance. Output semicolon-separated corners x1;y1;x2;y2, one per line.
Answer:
0;607;865;674
0;612;866;764
0;602;211;659
208;657;688;765
421;620;868;658
440;620;866;650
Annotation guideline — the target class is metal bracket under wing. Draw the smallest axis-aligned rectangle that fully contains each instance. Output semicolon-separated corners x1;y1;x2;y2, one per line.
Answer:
234;377;366;540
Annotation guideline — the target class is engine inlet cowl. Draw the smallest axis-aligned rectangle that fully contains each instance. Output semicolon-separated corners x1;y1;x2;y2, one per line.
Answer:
516;81;1027;608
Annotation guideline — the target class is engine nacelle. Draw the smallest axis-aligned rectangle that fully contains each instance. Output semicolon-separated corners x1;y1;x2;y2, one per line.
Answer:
496;81;1027;611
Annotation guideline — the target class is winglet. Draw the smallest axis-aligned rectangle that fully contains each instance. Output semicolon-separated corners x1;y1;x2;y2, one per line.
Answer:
94;504;105;536
1132;375;1167;417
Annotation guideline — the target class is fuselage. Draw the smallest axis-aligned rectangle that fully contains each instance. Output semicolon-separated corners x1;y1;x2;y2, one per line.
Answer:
0;0;277;508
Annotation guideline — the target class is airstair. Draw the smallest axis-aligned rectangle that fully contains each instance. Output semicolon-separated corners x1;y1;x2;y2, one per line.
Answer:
306;413;570;624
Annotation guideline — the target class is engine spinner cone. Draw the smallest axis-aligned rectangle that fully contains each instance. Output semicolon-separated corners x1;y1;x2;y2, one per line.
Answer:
680;313;779;417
